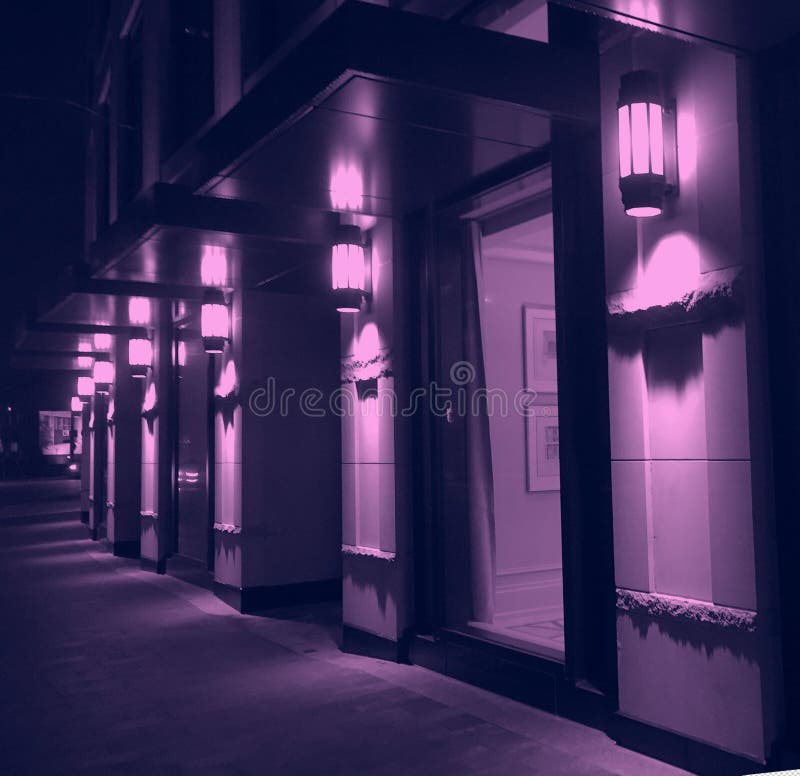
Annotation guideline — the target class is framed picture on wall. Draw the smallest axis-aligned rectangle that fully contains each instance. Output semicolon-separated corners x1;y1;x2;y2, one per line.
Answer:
526;405;560;492
523;305;557;395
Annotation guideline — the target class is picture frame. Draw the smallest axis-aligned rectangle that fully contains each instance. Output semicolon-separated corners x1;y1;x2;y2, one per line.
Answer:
523;305;560;492
523;305;558;395
526;405;560;492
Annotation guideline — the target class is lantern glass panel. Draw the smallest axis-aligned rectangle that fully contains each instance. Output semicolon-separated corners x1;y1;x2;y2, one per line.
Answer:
618;105;631;178
331;243;365;291
128;297;151;325
94;332;112;351
77;376;95;397
129;338;152;368
631;102;650;174
649;103;664;175
201;303;229;339
93;359;115;385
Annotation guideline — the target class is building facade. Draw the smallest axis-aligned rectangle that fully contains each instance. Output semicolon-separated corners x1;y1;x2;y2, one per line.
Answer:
13;1;800;773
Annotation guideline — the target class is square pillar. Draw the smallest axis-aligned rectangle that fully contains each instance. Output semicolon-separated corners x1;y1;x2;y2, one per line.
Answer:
106;334;142;558
140;299;174;573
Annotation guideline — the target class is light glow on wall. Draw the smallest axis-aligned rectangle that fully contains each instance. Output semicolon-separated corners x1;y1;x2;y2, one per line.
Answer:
128;337;152;378
215;358;238;398
636;232;701;309
330;164;363;211
201;245;227;287
128;297;151;325
177;340;187;368
142;382;157;414
71;396;83;412
77;376;94;398
618;70;670;217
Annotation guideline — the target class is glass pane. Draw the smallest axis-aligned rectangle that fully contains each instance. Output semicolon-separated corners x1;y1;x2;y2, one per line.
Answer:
469;205;565;660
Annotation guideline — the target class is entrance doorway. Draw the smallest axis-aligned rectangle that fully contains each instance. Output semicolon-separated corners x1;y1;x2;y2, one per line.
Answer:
467;202;564;659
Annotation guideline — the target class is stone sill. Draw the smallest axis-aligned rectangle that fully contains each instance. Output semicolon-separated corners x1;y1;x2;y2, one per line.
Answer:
341;544;396;562
616;588;756;632
607;266;743;333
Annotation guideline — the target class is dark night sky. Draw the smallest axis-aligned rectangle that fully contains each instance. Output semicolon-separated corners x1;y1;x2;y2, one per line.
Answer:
0;1;90;390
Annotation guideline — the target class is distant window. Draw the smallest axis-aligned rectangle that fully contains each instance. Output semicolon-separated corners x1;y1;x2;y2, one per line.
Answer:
165;0;214;157
118;15;143;208
240;0;326;82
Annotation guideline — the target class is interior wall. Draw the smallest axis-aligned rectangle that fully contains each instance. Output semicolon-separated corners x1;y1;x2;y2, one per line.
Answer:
600;28;778;760
478;252;562;622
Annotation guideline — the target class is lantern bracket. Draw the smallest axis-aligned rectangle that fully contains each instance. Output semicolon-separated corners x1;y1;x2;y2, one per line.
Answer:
663;99;679;197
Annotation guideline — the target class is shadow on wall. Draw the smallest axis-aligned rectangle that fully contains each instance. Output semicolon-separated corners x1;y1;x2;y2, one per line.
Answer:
645;324;704;392
621;609;758;663
344;553;395;618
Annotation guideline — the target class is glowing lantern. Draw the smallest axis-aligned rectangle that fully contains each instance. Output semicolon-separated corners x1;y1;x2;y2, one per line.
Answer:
618;70;672;217
92;356;115;394
71;396;83;412
128;297;151;325
77;376;95;399
78;341;93;369
201;289;229;353
332;225;368;313
93;332;112;351
128;336;152;378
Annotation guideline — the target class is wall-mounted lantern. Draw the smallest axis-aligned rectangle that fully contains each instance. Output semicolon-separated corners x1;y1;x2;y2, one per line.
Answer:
70;396;83;413
618;70;677;217
93;332;112;351
201;289;230;353
77;376;95;400
332;224;370;313
128;297;151;325
128;335;153;378
92;355;115;395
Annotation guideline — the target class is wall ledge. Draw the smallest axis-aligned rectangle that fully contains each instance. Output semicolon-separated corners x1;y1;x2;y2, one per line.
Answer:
607;266;743;332
341;350;393;384
616;588;757;632
213;522;242;535
140;510;158;520
341;544;396;561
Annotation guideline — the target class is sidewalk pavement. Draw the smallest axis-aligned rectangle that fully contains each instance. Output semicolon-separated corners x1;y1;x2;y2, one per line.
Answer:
0;479;693;776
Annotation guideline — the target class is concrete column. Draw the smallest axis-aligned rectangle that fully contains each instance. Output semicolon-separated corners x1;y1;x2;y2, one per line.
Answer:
339;218;413;659
211;289;342;613
106;334;142;558
140;300;174;573
89;393;108;541
598;32;780;762
79;403;91;524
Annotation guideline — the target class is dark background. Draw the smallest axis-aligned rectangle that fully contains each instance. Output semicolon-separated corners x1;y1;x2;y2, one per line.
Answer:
0;1;90;394
0;2;90;469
